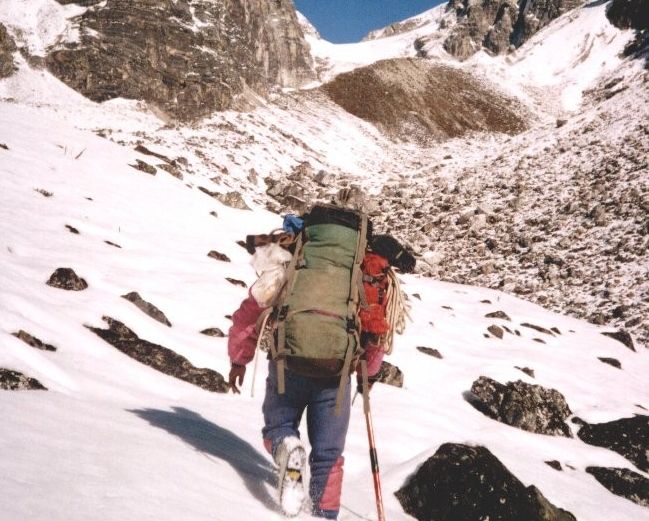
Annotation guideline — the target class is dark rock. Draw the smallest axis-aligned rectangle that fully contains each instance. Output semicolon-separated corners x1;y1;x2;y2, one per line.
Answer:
157;163;184;180
0;23;17;78
35;188;53;197
46;0;314;120
395;443;577;521
105;240;122;248
546;460;562;471
134;144;174;164
372;361;404;388
521;322;555;336
488;325;505;339
598;357;622;369
551;327;562;335
486;310;512;320
577;415;649;472
515;366;536;378
0;368;47;390
208;250;231;262
417;346;443;359
0;143;8;150
606;0;649;31
122;292;172;327
129;159;157;175
87;316;228;392
12;330;57;352
200;328;225;337
586;467;649;507
46;268;88;291
468;376;573;436
65;224;80;234
226;277;247;288
533;338;547;344
601;330;636;351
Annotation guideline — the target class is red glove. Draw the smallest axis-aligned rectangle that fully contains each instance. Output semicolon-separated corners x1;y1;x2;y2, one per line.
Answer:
229;364;246;394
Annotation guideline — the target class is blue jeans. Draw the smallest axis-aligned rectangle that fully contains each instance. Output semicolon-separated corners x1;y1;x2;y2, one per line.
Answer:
262;361;351;519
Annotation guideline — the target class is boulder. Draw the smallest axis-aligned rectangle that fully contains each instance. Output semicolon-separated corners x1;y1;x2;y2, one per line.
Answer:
46;268;88;291
12;330;57;351
586;467;649;507
372;361;404;388
417;346;443;359
207;250;231;262
200;328;225;337
87;316;228;392
395;443;577;521
468;376;573;436
121;292;172;327
576;415;649;472
0;368;47;390
601;329;635;351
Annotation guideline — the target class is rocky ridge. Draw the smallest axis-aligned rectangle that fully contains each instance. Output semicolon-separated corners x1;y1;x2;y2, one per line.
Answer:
443;0;585;60
0;23;16;78
46;0;314;119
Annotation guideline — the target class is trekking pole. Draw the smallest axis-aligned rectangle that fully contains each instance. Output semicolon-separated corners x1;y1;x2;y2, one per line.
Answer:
360;360;386;521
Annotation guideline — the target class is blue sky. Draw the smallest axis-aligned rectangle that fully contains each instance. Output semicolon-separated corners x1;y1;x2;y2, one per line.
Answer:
294;0;444;44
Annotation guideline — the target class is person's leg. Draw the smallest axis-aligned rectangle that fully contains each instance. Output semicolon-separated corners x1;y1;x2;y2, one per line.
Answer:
306;377;351;520
261;361;309;457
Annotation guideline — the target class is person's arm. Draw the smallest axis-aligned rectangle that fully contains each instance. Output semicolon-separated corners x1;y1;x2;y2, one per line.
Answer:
227;292;265;393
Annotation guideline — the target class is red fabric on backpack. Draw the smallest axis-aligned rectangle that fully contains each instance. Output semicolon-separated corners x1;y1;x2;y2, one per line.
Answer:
359;253;390;336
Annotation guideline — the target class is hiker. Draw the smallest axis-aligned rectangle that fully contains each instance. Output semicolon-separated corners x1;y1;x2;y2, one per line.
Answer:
227;205;414;519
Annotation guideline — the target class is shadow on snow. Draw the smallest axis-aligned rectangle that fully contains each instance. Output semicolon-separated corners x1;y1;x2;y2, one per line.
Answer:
129;406;277;511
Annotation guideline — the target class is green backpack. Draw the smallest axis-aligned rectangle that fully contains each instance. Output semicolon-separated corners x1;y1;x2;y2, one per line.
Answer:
268;204;370;411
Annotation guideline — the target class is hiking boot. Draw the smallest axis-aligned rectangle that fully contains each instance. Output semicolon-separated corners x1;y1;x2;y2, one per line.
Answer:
274;436;307;517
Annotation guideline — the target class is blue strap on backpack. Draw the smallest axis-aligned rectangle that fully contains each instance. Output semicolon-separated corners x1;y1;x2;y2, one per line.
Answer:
283;215;304;235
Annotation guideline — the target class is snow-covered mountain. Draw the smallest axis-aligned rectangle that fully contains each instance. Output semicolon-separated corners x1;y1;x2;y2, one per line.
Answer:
1;0;648;520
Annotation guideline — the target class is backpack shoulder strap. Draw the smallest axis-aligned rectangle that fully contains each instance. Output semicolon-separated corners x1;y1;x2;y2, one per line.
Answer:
272;231;304;395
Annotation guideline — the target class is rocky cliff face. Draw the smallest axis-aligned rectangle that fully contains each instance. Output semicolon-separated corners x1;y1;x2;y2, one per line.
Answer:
444;0;584;60
46;0;314;119
0;23;16;78
607;0;649;67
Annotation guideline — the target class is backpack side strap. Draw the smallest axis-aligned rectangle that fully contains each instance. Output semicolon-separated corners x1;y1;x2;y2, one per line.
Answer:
334;213;368;415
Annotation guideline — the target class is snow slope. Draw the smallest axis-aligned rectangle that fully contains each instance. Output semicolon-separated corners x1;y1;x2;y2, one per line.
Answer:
1;101;649;521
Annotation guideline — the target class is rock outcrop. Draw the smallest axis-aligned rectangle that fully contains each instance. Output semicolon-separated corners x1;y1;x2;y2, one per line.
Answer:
395;443;577;521
87;316;228;392
372;361;404;388
12;330;57;352
46;268;88;291
576;415;649;472
322;59;528;143
122;292;172;327
46;0;314;120
0;23;17;78
586;466;649;507
0;368;47;390
444;0;584;60
469;376;573;436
